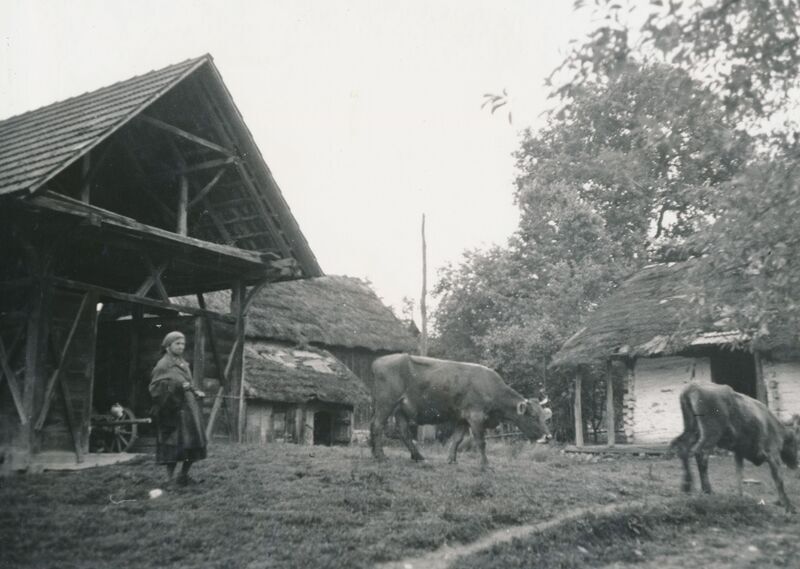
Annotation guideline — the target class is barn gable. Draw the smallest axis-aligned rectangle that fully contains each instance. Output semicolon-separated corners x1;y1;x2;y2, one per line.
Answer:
0;56;323;469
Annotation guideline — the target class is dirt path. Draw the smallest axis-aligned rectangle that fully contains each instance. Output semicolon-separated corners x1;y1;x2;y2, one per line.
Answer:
375;499;670;569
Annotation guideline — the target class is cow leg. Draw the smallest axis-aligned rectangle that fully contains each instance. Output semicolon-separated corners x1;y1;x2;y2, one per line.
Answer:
369;407;394;461
695;451;712;494
735;452;744;497
766;454;795;513
448;422;469;464
671;432;696;493
395;413;425;462
466;416;489;469
691;420;722;494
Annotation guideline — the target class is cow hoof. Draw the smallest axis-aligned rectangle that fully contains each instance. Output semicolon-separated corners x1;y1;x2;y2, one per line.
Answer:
411;456;425;462
681;483;691;493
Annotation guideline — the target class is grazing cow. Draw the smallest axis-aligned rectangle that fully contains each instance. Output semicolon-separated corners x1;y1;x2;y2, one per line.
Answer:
370;354;551;467
670;383;799;512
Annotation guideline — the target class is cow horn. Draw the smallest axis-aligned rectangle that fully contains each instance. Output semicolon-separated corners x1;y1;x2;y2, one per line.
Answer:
539;397;549;406
516;400;527;415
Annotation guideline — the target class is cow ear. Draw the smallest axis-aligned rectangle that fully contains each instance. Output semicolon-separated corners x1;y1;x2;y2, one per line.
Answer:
517;400;527;415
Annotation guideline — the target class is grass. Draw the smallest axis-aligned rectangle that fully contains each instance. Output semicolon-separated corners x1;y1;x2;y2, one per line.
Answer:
1;440;798;569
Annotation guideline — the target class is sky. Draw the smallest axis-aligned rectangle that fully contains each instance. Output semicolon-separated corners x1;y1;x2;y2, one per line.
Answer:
1;0;593;322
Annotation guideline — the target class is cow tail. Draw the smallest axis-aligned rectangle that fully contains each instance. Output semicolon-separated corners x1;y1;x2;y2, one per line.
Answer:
670;387;697;453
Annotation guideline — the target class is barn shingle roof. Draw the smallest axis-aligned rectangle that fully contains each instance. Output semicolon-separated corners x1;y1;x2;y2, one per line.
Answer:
0;56;205;196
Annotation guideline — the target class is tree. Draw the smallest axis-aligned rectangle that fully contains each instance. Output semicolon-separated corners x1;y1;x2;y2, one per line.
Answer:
558;0;800;335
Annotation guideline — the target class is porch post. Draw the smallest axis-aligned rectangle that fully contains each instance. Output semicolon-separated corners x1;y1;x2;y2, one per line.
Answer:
606;359;615;448
574;367;584;447
754;351;768;405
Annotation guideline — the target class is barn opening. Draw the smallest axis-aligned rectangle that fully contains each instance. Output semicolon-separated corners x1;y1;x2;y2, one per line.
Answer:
313;411;334;445
708;347;757;399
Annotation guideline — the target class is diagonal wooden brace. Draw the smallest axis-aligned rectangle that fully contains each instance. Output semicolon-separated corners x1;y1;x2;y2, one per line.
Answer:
34;293;90;431
0;334;26;424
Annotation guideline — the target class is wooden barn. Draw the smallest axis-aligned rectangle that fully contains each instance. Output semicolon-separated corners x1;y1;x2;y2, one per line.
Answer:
201;276;417;433
551;260;800;447
0;55;323;471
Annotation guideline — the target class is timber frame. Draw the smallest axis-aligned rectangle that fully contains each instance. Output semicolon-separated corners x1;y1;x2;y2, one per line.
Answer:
0;55;323;470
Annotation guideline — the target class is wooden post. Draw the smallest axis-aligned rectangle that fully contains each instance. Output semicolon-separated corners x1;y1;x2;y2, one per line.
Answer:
574;368;584;447
127;307;142;411
80;154;91;203
754;351;768;405
294;405;304;444
178;175;189;235
606;359;615;448
231;281;247;442
420;213;428;356
21;279;49;458
192;316;206;390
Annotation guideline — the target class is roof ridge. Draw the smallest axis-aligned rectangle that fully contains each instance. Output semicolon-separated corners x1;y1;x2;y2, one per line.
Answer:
0;55;210;126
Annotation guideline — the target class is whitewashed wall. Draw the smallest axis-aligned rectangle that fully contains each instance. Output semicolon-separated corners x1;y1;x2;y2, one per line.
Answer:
761;360;800;421
630;356;711;444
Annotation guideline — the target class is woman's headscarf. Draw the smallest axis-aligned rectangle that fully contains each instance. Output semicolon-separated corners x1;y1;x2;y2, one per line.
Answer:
161;331;186;350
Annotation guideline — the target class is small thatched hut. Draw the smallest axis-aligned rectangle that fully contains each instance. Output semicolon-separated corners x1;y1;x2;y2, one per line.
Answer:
552;260;800;446
242;342;368;445
202;276;417;437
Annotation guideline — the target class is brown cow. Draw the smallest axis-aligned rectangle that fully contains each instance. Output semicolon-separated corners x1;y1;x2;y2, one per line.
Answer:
370;354;551;467
670;383;799;512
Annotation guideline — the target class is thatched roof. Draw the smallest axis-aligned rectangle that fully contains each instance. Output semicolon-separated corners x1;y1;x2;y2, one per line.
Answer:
201;276;417;352
552;259;799;367
244;341;369;406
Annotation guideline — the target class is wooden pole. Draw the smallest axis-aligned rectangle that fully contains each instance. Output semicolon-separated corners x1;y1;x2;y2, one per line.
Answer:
574;369;584;447
178;175;189;236
606;360;615;448
80;154;91;203
420;213;428;357
192;316;206;390
754;351;768;405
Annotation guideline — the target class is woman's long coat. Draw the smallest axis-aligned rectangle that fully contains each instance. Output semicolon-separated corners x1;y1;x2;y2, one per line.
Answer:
149;353;207;464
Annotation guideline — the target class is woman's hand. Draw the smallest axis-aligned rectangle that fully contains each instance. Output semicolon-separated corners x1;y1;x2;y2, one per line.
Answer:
182;381;192;390
195;390;206;398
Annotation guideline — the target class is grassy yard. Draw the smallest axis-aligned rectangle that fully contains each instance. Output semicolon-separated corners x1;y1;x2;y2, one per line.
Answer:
1;440;799;569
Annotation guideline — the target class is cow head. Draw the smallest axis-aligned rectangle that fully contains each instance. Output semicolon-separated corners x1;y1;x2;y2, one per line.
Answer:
781;415;800;470
514;398;551;442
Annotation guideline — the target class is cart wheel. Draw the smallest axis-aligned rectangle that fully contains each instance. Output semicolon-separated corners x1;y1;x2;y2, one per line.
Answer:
109;407;138;453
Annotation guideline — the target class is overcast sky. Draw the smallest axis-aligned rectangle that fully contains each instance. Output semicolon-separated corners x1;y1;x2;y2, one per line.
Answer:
1;0;592;321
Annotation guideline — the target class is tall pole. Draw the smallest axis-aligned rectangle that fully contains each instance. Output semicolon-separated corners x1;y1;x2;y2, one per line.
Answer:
420;213;428;357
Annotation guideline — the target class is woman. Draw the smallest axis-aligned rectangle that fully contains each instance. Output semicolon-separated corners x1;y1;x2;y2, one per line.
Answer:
149;331;207;485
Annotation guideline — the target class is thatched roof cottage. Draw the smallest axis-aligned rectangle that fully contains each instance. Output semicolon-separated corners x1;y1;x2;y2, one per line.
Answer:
201;275;417;443
552;260;800;446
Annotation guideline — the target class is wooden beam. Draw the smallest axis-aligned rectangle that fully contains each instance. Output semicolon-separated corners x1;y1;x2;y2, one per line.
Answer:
189;167;228;208
574;369;584;448
198;197;234;244
135;259;169;299
192;316;205;390
81;293;100;459
243;279;269;313
754;351;768;405
606;360;615;448
49;276;237;324
193;84;294;260
139;115;235;157
35;293;90;431
233;281;247;443
180;156;237;174
80;155;91;203
127;306;142;411
0;334;26;424
178;175;189;235
205;386;224;440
